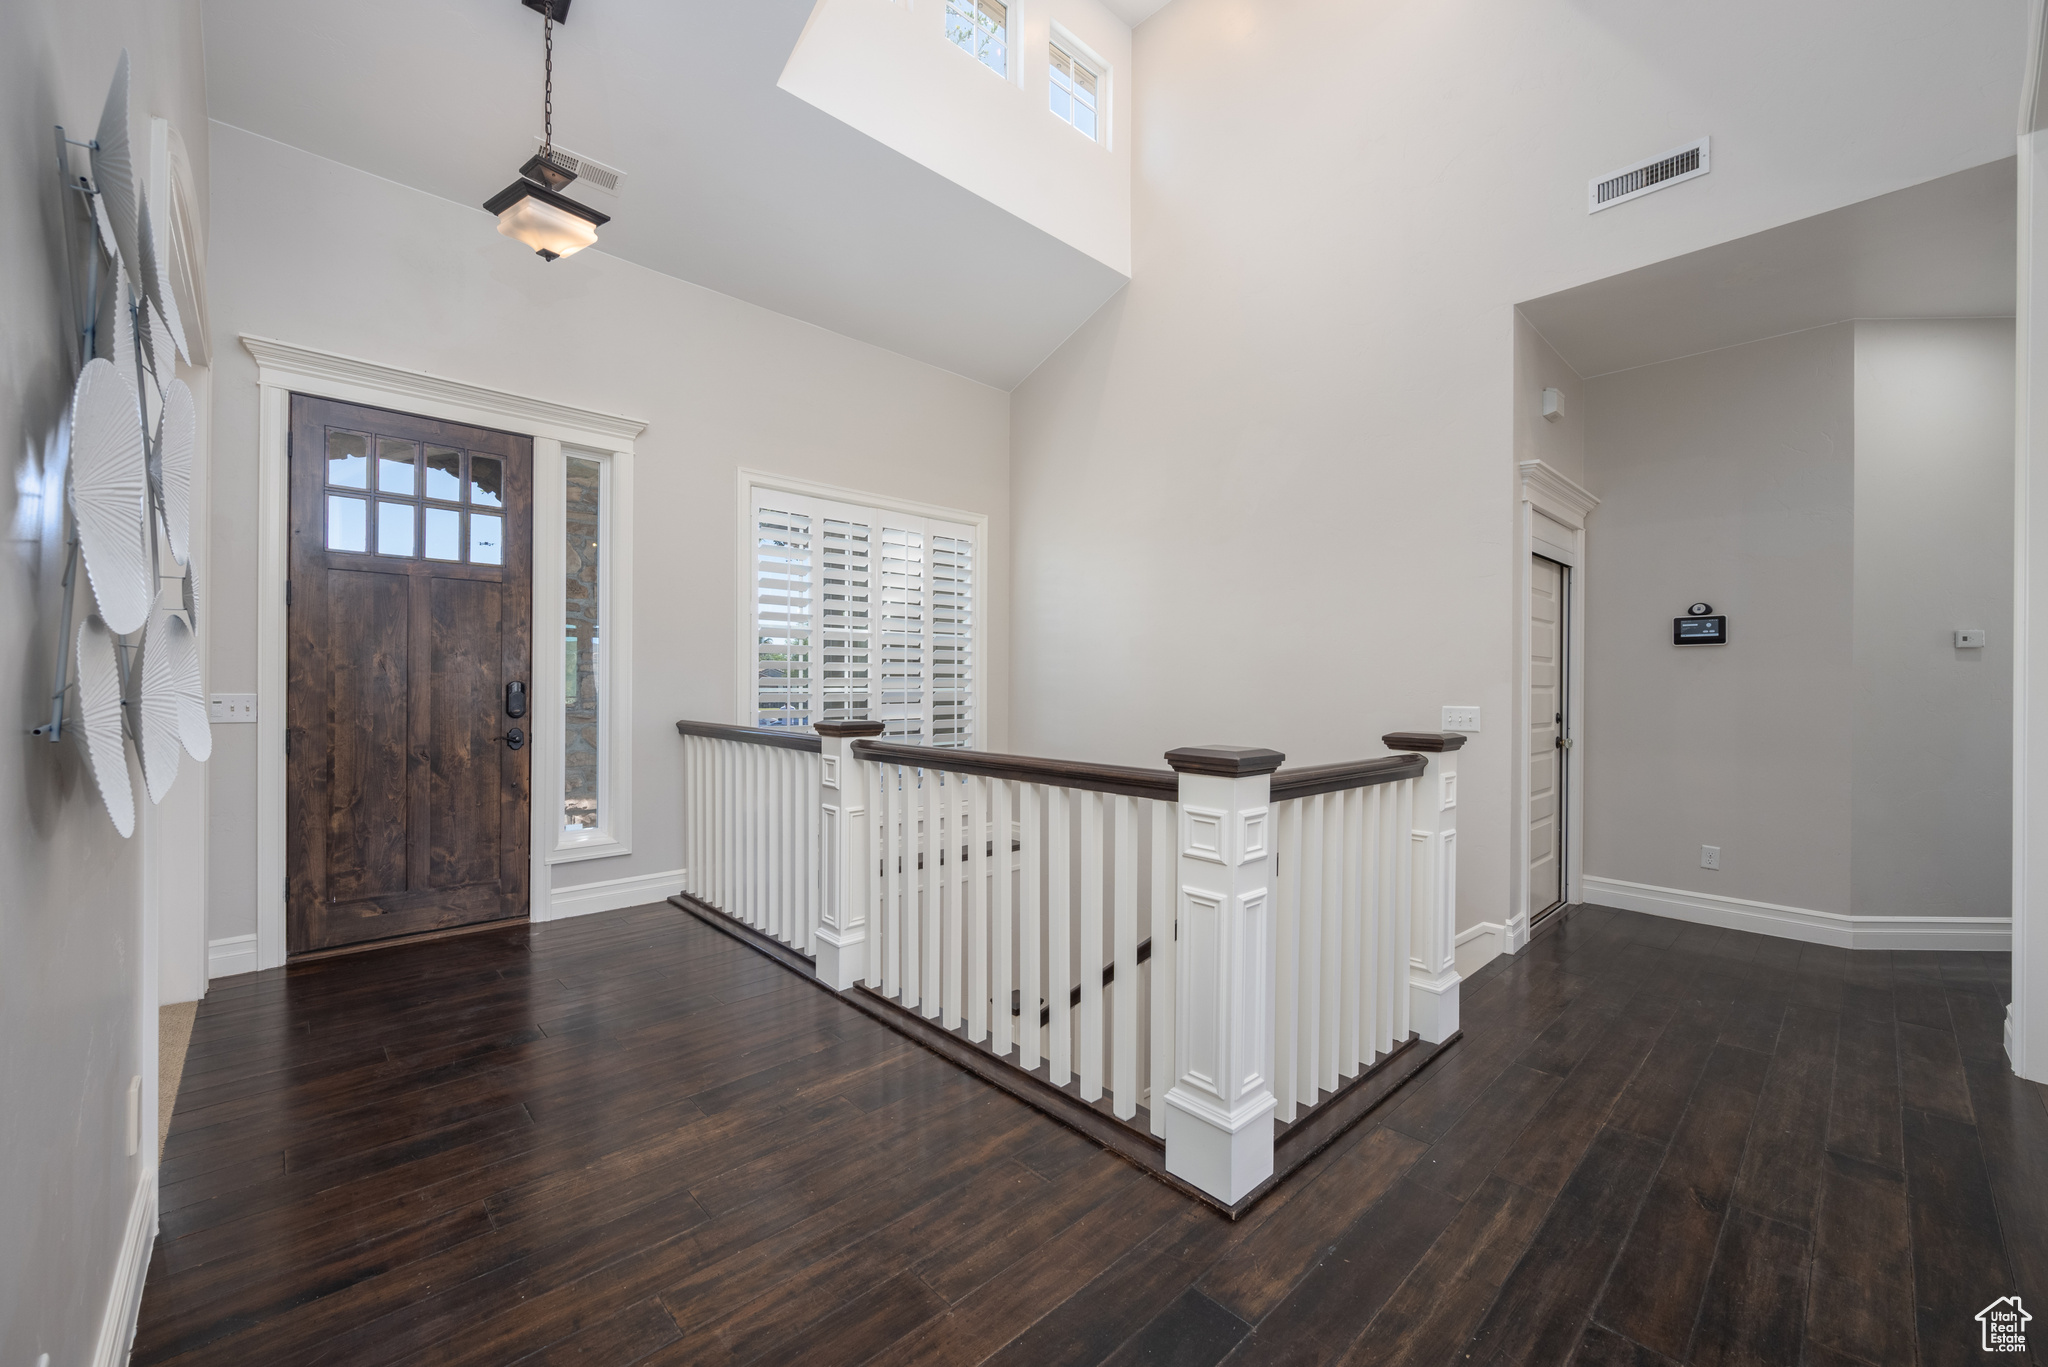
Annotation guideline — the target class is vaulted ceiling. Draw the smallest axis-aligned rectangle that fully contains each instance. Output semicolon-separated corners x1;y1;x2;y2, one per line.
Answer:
202;0;1137;388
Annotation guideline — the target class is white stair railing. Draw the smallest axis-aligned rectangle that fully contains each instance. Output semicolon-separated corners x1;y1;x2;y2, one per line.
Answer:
678;719;1464;1207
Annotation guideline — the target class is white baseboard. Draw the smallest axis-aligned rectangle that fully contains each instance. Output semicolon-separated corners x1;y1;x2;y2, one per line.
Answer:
207;934;258;980
92;1167;156;1367
540;868;687;923
1455;921;1506;976
1581;875;2012;951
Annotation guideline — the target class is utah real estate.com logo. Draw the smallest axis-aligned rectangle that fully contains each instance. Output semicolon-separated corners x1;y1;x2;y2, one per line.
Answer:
1978;1296;2030;1353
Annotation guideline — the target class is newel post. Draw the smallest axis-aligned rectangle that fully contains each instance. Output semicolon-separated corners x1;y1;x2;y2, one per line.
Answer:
814;721;886;991
1384;732;1464;1044
1161;745;1286;1206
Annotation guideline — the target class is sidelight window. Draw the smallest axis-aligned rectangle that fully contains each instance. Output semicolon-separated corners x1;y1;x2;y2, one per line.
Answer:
749;483;978;748
562;454;605;835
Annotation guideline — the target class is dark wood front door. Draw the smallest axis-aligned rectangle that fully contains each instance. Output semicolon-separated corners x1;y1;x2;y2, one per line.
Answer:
287;395;533;955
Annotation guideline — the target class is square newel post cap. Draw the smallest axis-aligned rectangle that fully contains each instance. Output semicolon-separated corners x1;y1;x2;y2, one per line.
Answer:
1164;746;1287;777
1381;732;1466;753
814;721;888;738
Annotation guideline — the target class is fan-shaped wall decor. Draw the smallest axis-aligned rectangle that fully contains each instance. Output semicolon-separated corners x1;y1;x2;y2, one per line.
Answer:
138;193;190;366
138;609;185;802
94;193;121;266
69;358;152;636
158;379;195;565
91;51;138;279
180;548;200;634
76;616;135;838
155;610;210;763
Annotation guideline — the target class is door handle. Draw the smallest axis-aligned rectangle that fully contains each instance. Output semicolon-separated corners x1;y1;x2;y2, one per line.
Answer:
495;728;526;750
506;681;528;719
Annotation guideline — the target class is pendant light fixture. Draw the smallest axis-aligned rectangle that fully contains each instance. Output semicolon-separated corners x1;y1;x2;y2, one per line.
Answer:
484;0;609;262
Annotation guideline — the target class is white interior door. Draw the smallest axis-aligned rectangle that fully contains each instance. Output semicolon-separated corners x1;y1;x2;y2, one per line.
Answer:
1529;554;1566;918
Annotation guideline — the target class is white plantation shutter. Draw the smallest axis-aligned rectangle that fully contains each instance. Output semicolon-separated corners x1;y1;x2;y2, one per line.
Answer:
750;487;975;748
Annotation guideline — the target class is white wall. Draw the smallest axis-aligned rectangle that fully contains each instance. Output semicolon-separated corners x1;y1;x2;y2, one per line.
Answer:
203;123;1012;943
1580;319;2015;931
1008;0;2025;937
1582;326;1857;914
1853;319;2015;919
2;8;209;1362
1514;313;1587;488
780;0;1133;275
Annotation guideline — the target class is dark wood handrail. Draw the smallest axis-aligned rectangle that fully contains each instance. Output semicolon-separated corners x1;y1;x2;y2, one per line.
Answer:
851;738;1179;800
1013;937;1154;1027
679;721;1441;798
1270;752;1427;800
674;719;821;753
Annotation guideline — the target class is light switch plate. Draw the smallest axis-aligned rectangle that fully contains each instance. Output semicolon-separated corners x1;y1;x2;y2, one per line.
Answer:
1442;706;1481;733
210;693;256;723
1956;629;1986;649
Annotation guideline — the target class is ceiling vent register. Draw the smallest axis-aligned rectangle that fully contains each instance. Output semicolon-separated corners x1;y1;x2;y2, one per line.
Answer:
1589;138;1709;213
529;139;623;196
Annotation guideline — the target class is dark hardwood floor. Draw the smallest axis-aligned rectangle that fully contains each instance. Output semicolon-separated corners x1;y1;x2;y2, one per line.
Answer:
138;902;2048;1366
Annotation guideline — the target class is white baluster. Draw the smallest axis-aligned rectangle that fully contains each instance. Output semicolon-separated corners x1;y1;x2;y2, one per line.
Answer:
1320;792;1343;1095
944;773;964;1031
1047;786;1073;1086
1078;790;1105;1103
991;778;1014;1057
1162;745;1283;1206
1111;794;1138;1121
883;762;902;996
1019;782;1043;1071
969;774;990;1044
1273;798;1299;1124
1298;792;1323;1107
1340;786;1365;1077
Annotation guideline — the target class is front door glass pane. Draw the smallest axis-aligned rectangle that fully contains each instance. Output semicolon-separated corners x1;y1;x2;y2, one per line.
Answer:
424;505;461;561
470;454;504;508
327;494;367;552
326;432;369;488
376;500;415;558
469;512;503;565
424;446;463;501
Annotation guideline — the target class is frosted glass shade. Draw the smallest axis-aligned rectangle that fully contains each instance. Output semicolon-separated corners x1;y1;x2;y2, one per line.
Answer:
495;194;599;261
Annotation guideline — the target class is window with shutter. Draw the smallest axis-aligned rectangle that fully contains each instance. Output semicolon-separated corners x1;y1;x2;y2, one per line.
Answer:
750;487;976;748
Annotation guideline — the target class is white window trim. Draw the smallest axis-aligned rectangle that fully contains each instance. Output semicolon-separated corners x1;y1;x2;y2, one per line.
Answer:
736;468;989;746
542;445;635;865
1048;24;1111;148
243;336;646;968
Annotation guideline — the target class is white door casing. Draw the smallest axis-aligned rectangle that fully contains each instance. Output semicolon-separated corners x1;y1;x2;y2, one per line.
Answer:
1509;461;1597;952
242;337;645;971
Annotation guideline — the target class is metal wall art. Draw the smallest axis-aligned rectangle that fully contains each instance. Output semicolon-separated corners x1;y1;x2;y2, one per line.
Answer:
38;50;207;835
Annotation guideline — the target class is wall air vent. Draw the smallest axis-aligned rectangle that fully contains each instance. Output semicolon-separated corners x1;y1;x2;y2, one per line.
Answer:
1588;138;1709;213
530;139;625;197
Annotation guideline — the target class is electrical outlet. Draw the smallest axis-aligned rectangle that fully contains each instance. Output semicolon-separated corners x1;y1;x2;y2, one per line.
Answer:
209;693;256;723
1442;706;1481;733
1701;845;1721;871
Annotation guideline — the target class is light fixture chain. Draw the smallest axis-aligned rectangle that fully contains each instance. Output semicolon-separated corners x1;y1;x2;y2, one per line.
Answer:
543;1;554;157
